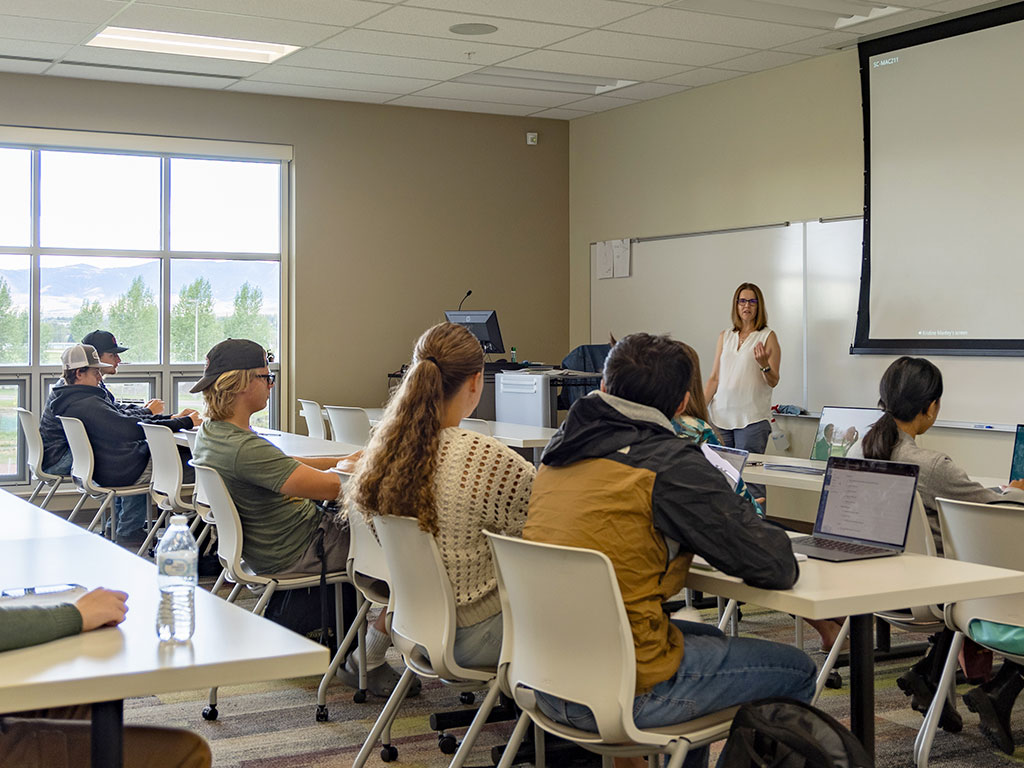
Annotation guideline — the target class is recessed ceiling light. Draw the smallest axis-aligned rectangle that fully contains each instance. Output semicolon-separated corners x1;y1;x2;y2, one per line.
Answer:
86;26;300;63
453;66;638;95
449;23;499;36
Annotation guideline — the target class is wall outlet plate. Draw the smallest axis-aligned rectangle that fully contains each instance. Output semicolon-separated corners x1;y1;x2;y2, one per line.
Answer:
526;132;538;145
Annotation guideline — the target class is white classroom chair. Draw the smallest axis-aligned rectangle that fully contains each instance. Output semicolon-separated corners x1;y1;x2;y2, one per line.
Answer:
16;407;68;509
324;405;372;445
298;398;329;439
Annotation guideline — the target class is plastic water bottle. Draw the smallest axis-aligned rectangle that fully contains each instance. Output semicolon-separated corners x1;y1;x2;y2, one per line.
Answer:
156;515;198;642
769;417;790;452
510;346;517;363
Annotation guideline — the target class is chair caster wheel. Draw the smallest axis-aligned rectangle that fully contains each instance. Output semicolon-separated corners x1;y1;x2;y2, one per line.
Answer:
438;733;458;754
380;745;398;762
202;706;218;721
353;689;367;704
316;705;329;722
459;691;475;705
825;670;843;690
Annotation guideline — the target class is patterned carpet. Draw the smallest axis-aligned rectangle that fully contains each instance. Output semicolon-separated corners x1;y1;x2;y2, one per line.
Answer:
124;597;1024;768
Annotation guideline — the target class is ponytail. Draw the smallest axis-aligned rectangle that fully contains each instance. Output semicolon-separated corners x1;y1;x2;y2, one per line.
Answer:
860;356;943;460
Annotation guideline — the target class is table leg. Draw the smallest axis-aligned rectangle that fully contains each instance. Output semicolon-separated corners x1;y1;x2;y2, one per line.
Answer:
91;700;123;768
849;614;875;760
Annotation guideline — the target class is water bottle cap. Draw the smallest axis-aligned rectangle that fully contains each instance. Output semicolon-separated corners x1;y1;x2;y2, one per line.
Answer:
170;515;188;526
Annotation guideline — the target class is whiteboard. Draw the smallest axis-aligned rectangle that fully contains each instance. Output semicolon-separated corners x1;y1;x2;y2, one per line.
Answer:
591;219;1024;427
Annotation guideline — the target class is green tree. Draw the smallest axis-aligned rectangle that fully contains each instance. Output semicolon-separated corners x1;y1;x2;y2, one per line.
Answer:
0;278;28;364
70;299;104;346
171;277;220;362
108;277;158;363
223;282;273;350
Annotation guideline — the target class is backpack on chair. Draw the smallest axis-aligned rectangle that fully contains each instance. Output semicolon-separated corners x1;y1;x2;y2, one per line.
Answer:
718;698;873;768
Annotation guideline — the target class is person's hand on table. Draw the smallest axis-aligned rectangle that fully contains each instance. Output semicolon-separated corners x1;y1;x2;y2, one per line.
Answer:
174;409;202;427
753;342;770;368
335;450;363;474
74;588;129;631
144;398;165;414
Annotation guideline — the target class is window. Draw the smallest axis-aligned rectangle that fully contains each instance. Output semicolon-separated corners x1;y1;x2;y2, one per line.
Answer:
0;131;289;487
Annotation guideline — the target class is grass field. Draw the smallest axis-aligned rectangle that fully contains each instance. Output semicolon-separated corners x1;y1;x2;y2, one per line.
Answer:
0;385;21;475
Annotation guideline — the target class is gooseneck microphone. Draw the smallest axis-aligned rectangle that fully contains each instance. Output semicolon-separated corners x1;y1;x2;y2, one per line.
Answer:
457;290;472;311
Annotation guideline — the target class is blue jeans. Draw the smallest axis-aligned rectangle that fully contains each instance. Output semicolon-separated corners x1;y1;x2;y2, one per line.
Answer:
536;620;816;768
453;613;503;669
719;420;771;498
43;449;72;477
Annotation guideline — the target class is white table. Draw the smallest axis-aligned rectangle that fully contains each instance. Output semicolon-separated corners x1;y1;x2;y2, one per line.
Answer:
177;427;361;458
364;408;556;449
685;552;1024;758
743;453;1006;523
0;495;328;767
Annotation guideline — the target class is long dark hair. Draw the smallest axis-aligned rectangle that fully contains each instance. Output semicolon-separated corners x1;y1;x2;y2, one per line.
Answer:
351;322;484;534
861;357;943;460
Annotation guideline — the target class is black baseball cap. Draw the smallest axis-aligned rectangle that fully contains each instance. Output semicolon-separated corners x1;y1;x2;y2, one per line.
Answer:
190;339;268;393
81;330;128;355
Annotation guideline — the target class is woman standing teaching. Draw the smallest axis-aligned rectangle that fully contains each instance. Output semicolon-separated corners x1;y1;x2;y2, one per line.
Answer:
705;282;780;455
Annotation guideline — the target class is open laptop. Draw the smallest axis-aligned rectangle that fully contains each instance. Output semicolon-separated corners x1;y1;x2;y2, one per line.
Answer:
1010;425;1024;482
791;456;919;562
701;443;748;491
810;406;884;461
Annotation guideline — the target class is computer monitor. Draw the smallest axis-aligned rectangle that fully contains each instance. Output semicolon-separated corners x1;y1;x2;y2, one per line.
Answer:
1010;424;1024;481
445;310;505;354
810;406;884;461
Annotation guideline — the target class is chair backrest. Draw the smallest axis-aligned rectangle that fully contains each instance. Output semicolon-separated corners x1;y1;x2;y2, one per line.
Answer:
905;492;936;557
298;398;327;439
348;506;391;605
140;423;187;511
374;515;467;679
57;415;98;492
486;531;638;744
182;431;212;522
191;463;251;583
324;405;371;445
936;496;1024;570
460;418;493;436
16;407;58;480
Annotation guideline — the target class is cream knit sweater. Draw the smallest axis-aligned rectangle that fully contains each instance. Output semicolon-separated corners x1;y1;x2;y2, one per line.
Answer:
433;428;535;627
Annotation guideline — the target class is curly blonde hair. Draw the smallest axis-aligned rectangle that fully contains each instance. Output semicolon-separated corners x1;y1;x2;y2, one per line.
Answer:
351;322;484;534
202;369;260;421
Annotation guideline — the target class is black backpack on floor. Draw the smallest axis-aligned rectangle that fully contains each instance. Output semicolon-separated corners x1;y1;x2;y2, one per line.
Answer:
718;698;873;768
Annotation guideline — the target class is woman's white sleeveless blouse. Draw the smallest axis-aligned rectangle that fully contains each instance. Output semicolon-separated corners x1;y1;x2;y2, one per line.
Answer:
709;326;774;430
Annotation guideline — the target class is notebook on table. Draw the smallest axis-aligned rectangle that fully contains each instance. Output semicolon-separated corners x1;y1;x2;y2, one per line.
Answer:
701;443;749;491
791;456;919;562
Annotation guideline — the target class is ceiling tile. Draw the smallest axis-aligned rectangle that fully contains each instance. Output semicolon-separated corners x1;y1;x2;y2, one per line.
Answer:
0;59;51;75
607;7;822;48
280;47;478;79
607;81;688;99
715;49;808;72
0;0;125;24
657;66;743;86
841;8;941;34
0;15;97;44
388;94;536;115
528;106;592;119
403;0;645;27
248;64;437;94
319;28;530;65
63;45;265;76
48;62;238;88
560;93;636;112
115;4;341;46
773;31;858;56
923;0;994;9
552;29;755;66
0;38;73;59
356;6;581;48
226;80;395;102
413;81;581;107
134;0;388;27
499;49;688;81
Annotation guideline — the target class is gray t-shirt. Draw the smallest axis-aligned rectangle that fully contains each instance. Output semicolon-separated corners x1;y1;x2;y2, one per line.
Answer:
193;420;320;574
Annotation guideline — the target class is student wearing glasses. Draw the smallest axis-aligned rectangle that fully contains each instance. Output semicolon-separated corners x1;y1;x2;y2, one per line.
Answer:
704;282;780;467
189;339;416;698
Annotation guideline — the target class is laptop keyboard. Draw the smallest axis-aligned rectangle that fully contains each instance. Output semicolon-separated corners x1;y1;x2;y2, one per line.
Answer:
795;536;889;555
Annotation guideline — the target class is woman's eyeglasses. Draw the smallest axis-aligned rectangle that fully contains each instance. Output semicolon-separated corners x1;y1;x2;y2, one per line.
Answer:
737;298;759;306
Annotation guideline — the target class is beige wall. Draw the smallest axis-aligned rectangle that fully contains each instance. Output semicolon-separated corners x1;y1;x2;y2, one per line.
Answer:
0;72;569;427
567;49;1012;472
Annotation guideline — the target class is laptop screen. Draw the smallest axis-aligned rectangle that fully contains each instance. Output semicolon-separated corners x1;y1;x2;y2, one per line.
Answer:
1011;425;1024;482
702;444;748;491
810;406;884;460
814;457;919;549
